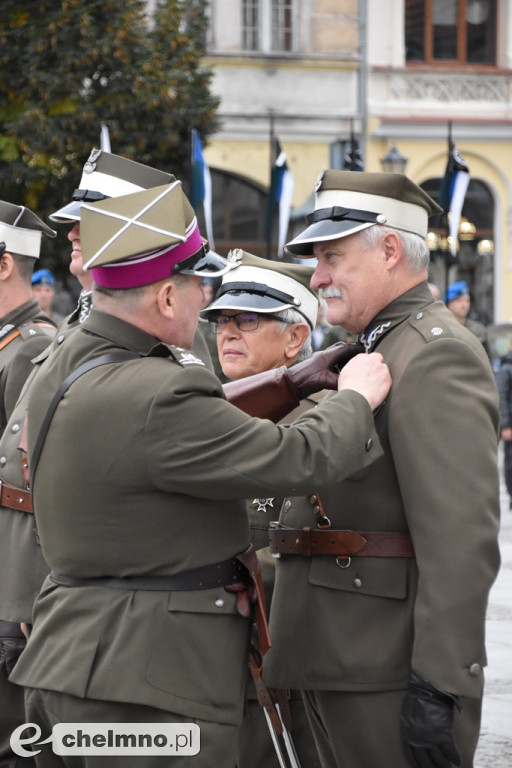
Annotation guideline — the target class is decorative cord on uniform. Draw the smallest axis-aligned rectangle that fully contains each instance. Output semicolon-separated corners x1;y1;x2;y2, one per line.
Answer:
357;321;391;352
78;291;93;323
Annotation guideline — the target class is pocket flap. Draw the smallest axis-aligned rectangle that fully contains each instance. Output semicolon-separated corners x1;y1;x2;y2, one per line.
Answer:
309;555;409;600
168;587;240;615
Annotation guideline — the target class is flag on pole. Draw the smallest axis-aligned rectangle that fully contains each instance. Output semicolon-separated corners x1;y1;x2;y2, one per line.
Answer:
100;122;111;153
439;137;470;257
343;132;364;171
264;137;294;258
190;128;215;249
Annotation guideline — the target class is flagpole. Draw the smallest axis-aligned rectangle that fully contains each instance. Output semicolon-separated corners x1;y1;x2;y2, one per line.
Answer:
266;110;275;259
444;121;452;290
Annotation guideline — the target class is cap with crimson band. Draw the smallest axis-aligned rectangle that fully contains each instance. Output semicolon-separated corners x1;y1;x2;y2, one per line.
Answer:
81;181;230;288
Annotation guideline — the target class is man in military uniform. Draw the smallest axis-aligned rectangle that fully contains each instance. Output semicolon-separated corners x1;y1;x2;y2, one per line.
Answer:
0;153;204;635
264;171;501;768
0;202;57;767
11;181;391;767
0;153;213;767
202;250;323;767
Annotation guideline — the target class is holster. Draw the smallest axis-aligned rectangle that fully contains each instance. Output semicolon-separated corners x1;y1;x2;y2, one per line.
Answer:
225;545;271;656
224;366;299;423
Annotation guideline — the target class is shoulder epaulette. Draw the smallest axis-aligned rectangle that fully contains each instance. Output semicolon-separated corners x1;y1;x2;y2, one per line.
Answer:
167;345;206;367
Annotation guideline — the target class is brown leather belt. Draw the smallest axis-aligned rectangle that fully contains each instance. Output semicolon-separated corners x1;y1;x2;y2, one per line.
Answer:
0;479;33;514
269;526;414;558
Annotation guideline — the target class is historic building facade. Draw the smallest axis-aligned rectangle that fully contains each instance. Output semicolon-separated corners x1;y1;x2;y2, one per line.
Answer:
201;0;512;330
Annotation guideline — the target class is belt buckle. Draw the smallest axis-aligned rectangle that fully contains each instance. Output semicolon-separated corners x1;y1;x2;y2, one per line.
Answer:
269;521;282;558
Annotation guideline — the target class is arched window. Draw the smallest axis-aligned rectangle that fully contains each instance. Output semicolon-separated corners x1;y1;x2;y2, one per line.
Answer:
195;168;283;258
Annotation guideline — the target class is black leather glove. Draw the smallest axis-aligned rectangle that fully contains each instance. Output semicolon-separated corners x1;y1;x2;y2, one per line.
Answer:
400;669;462;768
285;341;364;398
0;635;27;676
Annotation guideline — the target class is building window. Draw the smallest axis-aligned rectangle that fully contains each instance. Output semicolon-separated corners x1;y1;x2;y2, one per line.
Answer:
405;0;497;65
242;0;296;53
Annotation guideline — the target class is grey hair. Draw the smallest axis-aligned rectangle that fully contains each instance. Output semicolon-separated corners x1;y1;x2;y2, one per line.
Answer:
358;224;430;273
272;307;313;362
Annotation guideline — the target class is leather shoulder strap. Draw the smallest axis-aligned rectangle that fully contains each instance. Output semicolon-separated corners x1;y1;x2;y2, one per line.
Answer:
30;352;140;489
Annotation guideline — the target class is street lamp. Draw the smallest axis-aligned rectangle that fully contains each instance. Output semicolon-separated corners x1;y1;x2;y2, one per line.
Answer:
380;145;408;173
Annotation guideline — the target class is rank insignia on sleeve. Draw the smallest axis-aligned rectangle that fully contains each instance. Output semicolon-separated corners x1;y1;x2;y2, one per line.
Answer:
252;498;274;513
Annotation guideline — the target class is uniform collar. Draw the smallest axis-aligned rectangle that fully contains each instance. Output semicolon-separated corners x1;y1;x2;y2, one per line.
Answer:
81;308;171;358
357;282;434;352
0;298;42;328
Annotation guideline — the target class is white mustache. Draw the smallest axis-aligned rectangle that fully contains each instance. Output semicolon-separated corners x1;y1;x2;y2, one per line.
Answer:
319;287;343;300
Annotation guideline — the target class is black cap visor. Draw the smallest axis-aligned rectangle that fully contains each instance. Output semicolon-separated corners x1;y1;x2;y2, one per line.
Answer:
173;246;231;278
286;218;376;256
49;189;109;223
201;290;294;318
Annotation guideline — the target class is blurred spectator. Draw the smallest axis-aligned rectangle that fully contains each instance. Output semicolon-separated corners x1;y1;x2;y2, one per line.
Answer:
31;269;65;324
495;342;512;509
444;280;490;357
312;299;356;350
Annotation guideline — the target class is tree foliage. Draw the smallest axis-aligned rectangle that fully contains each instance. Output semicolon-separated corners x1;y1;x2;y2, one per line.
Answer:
0;0;219;273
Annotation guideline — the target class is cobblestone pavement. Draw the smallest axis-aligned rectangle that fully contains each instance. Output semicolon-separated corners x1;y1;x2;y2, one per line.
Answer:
474;456;512;767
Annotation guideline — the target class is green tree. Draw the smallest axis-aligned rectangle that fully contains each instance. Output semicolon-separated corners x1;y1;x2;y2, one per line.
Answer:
0;0;219;275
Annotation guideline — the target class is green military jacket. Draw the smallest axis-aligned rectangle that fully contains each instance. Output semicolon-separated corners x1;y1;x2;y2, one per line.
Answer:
265;282;501;701
0;371;51;623
11;309;381;724
0;300;56;623
0;295;215;625
0;299;56;433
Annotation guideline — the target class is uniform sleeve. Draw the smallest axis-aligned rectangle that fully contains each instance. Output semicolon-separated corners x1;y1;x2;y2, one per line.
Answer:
145;366;382;500
389;337;500;697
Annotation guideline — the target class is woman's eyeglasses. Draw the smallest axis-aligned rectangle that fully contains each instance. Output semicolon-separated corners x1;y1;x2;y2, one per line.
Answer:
208;311;288;334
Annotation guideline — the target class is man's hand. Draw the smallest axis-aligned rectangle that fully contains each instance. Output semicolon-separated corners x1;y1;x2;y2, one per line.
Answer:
337;352;391;411
285;341;364;398
400;670;461;768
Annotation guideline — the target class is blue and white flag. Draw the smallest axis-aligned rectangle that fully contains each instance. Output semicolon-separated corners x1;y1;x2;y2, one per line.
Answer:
264;138;294;257
190;128;215;249
439;142;470;256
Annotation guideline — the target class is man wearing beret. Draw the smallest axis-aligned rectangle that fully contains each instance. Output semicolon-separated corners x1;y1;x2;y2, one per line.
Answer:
264;170;501;768
31;268;65;326
445;279;489;355
0;201;57;767
202;249;323;767
10;181;391;767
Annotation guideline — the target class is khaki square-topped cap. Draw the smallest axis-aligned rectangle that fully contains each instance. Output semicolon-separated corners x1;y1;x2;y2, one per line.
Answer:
200;249;319;329
50;149;176;223
81;182;229;289
285;170;443;257
0;200;56;258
